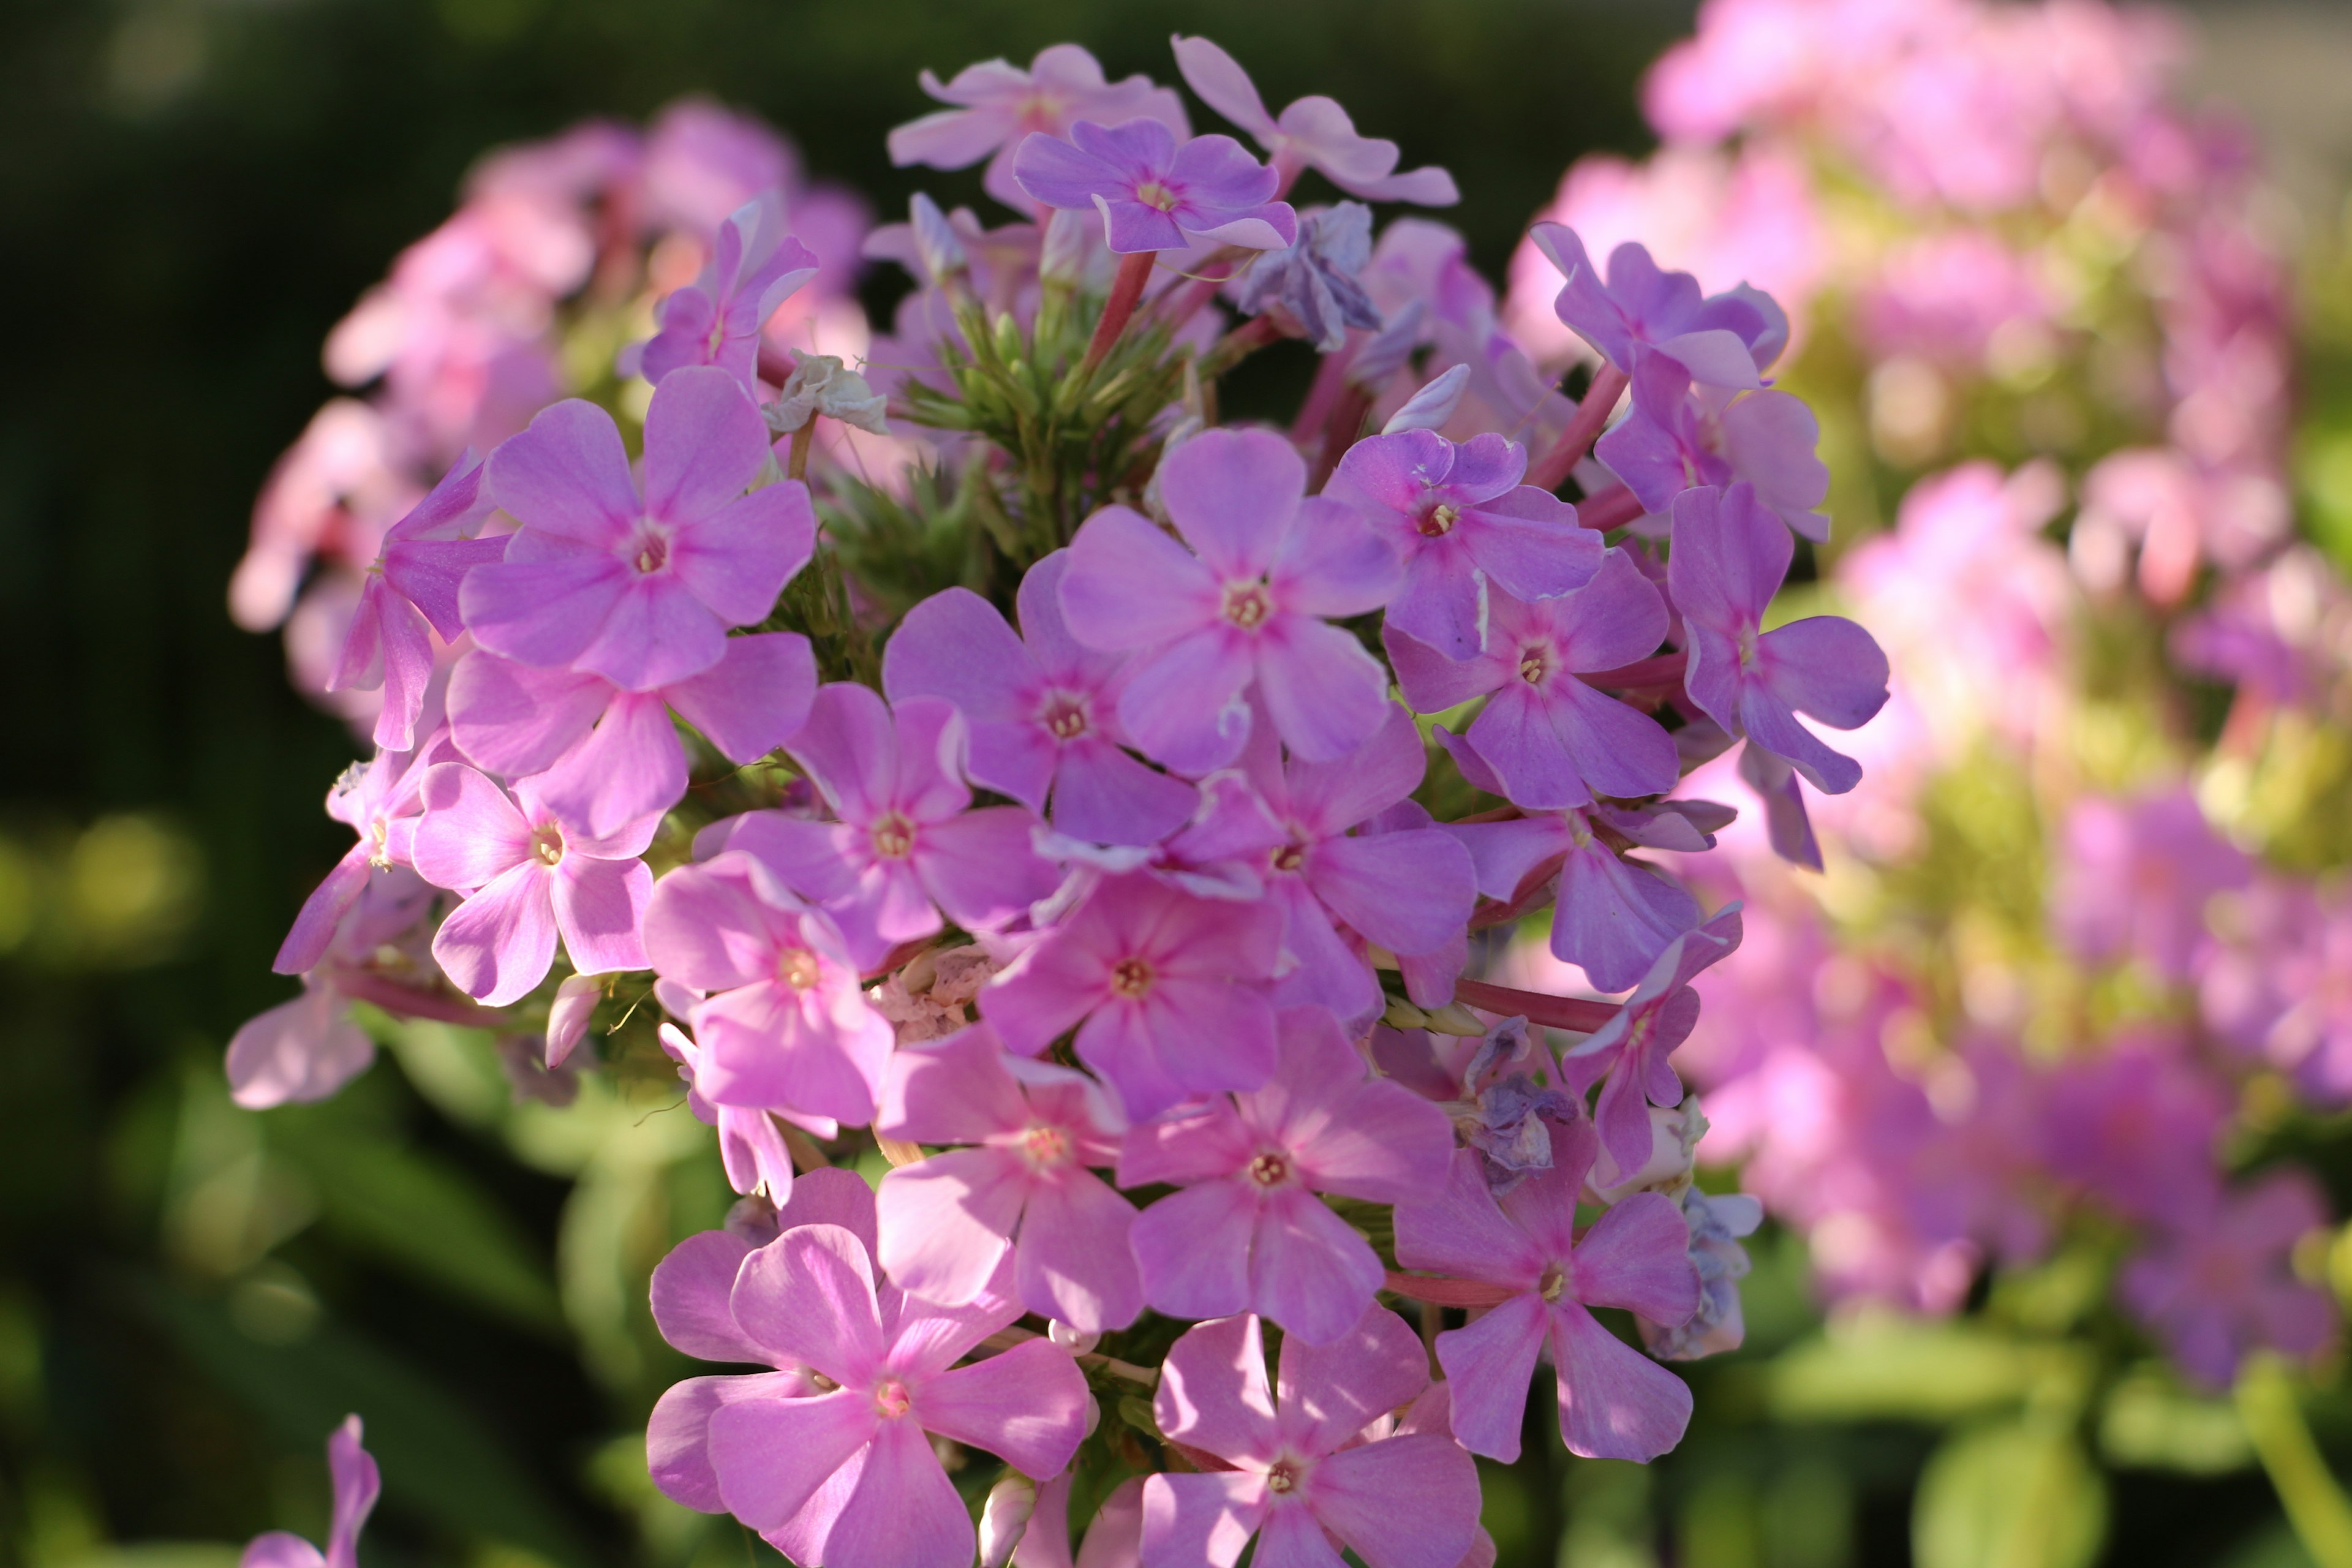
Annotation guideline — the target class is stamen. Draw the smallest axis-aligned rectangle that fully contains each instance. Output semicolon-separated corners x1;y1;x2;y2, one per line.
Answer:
1419;503;1460;538
1249;1152;1291;1187
1110;957;1154;998
1042;693;1090;741
775;948;820;990
532;825;565;866
1518;645;1550;685
873;1377;912;1419
871;815;916;859
1223;581;1274;631
1270;843;1305;874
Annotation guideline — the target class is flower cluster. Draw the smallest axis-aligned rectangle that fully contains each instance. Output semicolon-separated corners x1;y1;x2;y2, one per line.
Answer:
230;34;1894;1567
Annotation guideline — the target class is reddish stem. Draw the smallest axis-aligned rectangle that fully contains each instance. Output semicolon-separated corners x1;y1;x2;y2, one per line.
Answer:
1450;978;1621;1033
333;970;509;1028
1291;347;1354;445
1577;483;1646;532
1578;649;1687;690
1384;1271;1520;1308
1526;363;1630;491
1309;383;1373;491
1083;251;1158;375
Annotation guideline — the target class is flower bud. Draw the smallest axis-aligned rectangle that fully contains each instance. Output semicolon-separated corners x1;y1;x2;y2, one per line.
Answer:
1049;1319;1101;1355
1382;363;1470;435
909;192;968;284
545;973;601;1069
977;1473;1038;1568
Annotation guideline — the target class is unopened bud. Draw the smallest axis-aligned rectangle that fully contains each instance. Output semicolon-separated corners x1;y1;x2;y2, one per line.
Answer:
909;192;968;284
977;1474;1038;1568
1040;206;1110;292
1423;1001;1488;1037
1382;363;1470;435
1082;1393;1102;1437
1049;1319;1101;1355
545;974;601;1069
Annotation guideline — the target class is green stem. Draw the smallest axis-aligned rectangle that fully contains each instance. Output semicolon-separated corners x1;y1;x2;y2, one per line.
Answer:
2241;1353;2352;1568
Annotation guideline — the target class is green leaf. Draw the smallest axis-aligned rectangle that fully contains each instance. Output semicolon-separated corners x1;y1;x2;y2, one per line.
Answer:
2100;1366;2253;1474
1769;1313;2084;1424
1913;1419;2107;1568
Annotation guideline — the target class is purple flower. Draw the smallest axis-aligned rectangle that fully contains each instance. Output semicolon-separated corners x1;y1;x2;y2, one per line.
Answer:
1229;202;1384;352
883;553;1198;846
642;851;894;1126
1668;482;1889;794
875;1022;1143;1333
229;978;380;1112
636;194;820;391
411;764;655;1005
2200;876;2352;1101
888;46;1190;213
1172;36;1459;206
1527;223;1779;389
1327;428;1602;659
1242;705;1478;1028
328;451;504;752
1559;905;1743;1174
1060;429;1403;774
1121;1006;1453;1344
1597;352;1830;542
447;633;816;838
1394;1131;1700;1463
711;684;1059;968
2120;1172;2337;1390
1642;1188;1763;1362
982;871;1284;1120
655;1003;840;1200
1140;1310;1480;1568
1388;548;1678;810
273;728;460;975
2038;1038;2228;1226
2054;789;2251;983
241;1415;379;1568
704;1226;1091;1568
1012;120;1297;255
465;367;812;692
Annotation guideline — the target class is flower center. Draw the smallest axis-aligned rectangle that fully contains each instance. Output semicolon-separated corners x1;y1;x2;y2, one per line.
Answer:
872;1376;912;1420
870;813;916;860
1110;957;1155;998
1021;1123;1072;1168
775;946;820;990
1222;581;1274;631
532;824;565;867
1248;1151;1292;1188
1269;843;1305;875
1539;1261;1570;1304
1042;692;1090;741
1265;1458;1304;1495
1134;178;1182;213
629;526;671;575
1517;644;1551;686
1419;502;1460;538
1736;621;1761;671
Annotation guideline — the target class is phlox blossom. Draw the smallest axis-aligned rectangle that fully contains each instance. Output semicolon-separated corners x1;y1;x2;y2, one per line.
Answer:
241;1416;379;1568
636;194;820;391
1560;905;1744;1173
888;45;1189;212
1012;119;1297;255
1171;35;1458;205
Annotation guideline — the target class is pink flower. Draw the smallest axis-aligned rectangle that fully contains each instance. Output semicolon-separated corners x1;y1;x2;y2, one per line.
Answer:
636;194;821;391
1394;1129;1700;1463
1526;224;1778;389
241;1415;379;1568
1597;352;1830;542
1060;429;1403;774
1559;905;1744;1174
709;684;1059;969
273;728;460;975
704;1226;1091;1568
1387;548;1678;810
875;1023;1142;1332
411;764;657;1005
982;871;1285;1120
2052;789;2250;984
1121;1007;1453;1344
2120;1172;2336;1389
642;851;894;1126
1012;120;1297;255
228;978;380;1112
657;1014;827;1200
1240;706;1477;1028
1669;482;1888;794
328;451;505;752
447;633;816;838
1324;429;1602;659
464;367;812;692
888;46;1190;213
883;553;1198;846
1170;36;1458;206
1140;1310;1480;1568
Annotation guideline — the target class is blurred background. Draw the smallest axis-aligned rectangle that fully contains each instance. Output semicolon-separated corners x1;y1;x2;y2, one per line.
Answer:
4;2;2351;1567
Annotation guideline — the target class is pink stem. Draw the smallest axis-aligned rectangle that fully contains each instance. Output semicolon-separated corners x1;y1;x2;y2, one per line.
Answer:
1083;251;1158;374
1526;363;1630;491
1578;649;1687;690
1450;978;1621;1033
1577;483;1646;532
1384;1271;1519;1308
332;970;509;1028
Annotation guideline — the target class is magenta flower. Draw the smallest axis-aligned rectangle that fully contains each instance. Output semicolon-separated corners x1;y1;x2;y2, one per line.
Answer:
328;450;505;752
1597;353;1831;542
447;632;815;837
1668;483;1889;794
656;1015;824;1200
636;194;821;391
888;45;1189;212
2120;1171;2337;1389
229;978;379;1112
1559;906;1743;1174
1325;429;1602;659
1060;429;1403;774
644;1169;894;1514
1387;548;1678;810
241;1415;379;1568
1012;120;1297;255
1140;1310;1480;1568
1394;1131;1700;1463
412;764;655;1005
274;729;459;974
875;1022;1142;1332
465;367;812;692
883;553;1197;846
1242;705;1477;1028
704;1224;1091;1568
2054;789;2250;984
643;851;894;1126
982;870;1285;1120
1527;223;1779;390
1171;36;1458;206
714;684;1059;969
1121;1006;1453;1344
